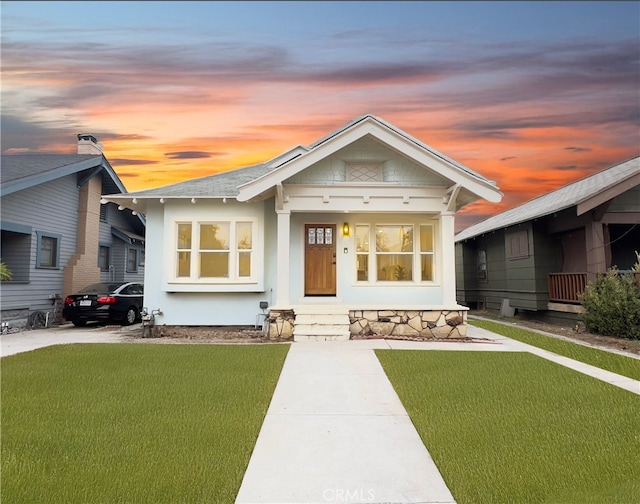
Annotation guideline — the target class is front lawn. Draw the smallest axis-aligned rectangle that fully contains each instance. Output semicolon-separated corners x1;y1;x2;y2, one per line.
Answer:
377;350;640;504
1;343;289;503
470;319;640;380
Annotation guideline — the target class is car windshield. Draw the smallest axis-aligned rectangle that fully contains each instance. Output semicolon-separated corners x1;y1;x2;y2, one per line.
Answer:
78;283;122;294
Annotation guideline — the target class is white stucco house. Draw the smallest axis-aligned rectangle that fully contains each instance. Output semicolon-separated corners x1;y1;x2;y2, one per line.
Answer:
104;115;502;340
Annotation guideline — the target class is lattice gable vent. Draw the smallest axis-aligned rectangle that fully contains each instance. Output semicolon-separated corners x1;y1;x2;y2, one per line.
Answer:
347;163;382;182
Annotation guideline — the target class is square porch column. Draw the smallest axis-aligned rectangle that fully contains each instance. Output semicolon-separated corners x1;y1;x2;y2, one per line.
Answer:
440;212;456;306
275;210;291;307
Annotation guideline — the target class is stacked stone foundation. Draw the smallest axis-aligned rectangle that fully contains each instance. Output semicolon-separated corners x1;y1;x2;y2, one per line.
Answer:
268;308;468;341
349;309;468;339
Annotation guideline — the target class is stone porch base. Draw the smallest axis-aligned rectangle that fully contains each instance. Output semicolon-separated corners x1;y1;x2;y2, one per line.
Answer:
268;307;468;341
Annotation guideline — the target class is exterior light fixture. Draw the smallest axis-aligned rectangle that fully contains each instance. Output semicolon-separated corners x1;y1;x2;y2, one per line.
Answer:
342;222;350;236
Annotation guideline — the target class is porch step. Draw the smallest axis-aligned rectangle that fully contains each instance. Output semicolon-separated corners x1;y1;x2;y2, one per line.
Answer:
293;307;350;342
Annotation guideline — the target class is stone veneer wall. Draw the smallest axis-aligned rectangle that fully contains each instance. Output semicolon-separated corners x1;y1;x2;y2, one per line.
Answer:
268;309;295;341
267;308;468;341
349;309;468;339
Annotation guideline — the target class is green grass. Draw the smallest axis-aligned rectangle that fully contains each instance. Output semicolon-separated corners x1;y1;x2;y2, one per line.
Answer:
1;343;289;503
471;319;640;381
377;350;640;504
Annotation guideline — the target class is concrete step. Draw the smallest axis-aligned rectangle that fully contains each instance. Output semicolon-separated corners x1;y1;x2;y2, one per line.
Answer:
293;305;350;316
294;314;351;326
293;324;351;336
292;305;351;342
294;333;350;342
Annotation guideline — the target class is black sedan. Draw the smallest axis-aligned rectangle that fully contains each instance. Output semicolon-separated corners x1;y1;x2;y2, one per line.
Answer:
63;282;144;327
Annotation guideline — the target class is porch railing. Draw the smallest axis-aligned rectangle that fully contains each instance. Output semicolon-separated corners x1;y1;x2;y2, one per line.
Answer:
548;272;588;304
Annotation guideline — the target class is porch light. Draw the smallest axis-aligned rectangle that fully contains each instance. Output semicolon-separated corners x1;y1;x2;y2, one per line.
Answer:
342;222;350;237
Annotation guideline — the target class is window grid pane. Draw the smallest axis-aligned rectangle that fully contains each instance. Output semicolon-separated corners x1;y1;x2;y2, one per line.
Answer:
238;252;251;277
200;223;229;250
177;252;191;277
40;236;57;267
376;254;413;281
200;252;229;277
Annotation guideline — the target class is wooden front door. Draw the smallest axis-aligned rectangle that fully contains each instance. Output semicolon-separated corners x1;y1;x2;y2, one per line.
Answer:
305;224;336;296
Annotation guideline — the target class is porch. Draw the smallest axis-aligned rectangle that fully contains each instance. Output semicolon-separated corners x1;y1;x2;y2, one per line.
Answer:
548;272;587;304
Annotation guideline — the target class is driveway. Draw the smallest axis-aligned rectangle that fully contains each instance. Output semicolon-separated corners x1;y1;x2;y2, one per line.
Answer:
0;323;138;358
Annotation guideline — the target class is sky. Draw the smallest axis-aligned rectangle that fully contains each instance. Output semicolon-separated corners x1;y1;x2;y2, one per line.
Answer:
2;1;639;232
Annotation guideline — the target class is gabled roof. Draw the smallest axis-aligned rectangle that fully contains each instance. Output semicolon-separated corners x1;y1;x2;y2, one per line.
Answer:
236;114;501;205
0;153;126;197
103;114;502;212
455;156;640;242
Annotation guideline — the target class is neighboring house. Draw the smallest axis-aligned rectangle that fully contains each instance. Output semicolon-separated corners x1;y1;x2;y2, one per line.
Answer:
104;115;502;340
1;134;145;328
455;156;640;325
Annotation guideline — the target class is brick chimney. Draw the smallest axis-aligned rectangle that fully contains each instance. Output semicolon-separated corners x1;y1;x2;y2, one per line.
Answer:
77;133;103;155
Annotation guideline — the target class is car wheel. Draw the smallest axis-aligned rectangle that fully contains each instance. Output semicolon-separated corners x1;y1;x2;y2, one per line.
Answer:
72;320;87;327
123;307;138;326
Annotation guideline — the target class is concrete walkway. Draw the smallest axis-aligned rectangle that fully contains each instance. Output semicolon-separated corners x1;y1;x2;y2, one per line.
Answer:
235;340;457;504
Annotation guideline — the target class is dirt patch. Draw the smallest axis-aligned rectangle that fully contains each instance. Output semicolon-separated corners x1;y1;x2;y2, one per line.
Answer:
117;315;640;357
121;325;276;345
471;310;640;357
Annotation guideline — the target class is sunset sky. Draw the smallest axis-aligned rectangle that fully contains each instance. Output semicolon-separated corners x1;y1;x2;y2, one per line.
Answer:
2;1;639;231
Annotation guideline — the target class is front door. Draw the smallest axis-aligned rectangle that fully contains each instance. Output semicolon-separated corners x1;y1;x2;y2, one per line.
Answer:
305;224;336;296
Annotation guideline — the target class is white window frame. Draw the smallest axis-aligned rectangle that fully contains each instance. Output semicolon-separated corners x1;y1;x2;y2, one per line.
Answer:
354;221;437;285
170;219;258;284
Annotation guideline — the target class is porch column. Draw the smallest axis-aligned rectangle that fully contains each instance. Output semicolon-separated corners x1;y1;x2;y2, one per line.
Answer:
440;212;456;306
275;210;291;307
585;221;607;281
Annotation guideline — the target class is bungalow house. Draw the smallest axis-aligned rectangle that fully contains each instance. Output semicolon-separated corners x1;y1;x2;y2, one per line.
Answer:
1;134;145;328
103;115;502;340
455;156;640;326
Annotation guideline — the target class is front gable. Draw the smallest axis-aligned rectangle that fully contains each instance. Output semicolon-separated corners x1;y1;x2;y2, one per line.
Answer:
237;116;501;211
285;136;450;187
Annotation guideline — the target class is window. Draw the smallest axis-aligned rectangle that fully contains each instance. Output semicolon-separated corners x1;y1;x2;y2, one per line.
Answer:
376;225;413;281
419;225;434;281
355;223;436;283
174;220;255;282
1;227;32;281
506;230;529;260
127;248;138;272
355;225;370;281
477;249;487;280
36;232;61;269
98;245;110;271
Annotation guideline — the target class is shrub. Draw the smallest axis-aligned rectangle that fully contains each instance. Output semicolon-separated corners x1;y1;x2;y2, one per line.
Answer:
0;260;12;281
579;268;640;339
